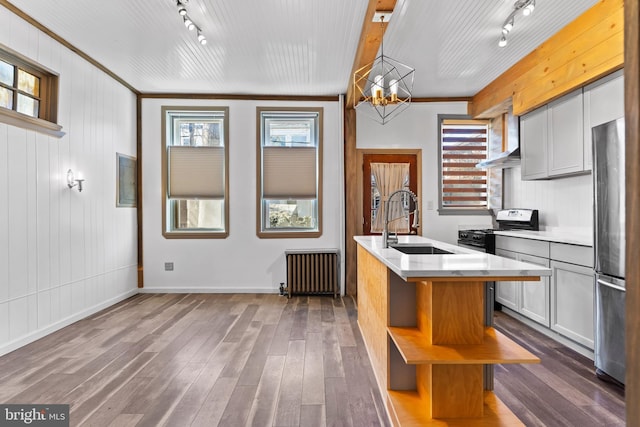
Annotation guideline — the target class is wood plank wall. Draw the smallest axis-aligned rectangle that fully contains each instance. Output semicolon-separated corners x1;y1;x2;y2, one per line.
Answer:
624;0;639;424
470;0;624;118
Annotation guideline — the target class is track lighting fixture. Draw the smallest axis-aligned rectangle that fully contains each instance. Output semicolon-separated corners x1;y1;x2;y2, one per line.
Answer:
498;0;536;48
175;0;207;45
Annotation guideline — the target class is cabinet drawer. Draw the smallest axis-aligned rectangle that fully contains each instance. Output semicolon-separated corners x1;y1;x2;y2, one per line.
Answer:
495;236;550;258
550;242;593;268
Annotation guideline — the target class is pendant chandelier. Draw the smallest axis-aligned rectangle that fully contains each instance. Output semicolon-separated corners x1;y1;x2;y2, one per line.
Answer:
353;12;415;125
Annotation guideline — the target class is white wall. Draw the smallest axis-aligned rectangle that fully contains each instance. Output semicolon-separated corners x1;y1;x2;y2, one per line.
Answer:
503;167;592;233
356;102;493;245
0;8;138;355
141;99;344;293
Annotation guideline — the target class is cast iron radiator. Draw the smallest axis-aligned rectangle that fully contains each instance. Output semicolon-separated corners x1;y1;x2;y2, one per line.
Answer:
285;249;339;298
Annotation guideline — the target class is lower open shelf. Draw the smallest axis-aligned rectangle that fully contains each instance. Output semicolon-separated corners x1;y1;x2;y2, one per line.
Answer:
387;390;524;427
388;326;540;365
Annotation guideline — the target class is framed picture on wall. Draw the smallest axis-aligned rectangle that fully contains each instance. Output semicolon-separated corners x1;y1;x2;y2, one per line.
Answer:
116;153;137;207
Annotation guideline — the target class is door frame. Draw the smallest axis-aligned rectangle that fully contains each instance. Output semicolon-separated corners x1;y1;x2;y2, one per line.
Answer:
356;148;422;240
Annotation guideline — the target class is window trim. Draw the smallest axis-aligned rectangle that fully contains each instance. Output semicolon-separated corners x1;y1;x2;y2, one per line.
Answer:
256;107;323;238
0;44;62;137
161;106;230;239
437;114;491;216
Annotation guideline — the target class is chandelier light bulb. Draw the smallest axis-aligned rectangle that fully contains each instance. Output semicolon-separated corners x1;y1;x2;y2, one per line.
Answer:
200;37;207;45
178;6;187;16
499;35;508;48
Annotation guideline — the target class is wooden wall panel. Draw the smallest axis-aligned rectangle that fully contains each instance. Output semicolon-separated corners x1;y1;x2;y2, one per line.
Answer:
625;0;639;424
470;0;624;118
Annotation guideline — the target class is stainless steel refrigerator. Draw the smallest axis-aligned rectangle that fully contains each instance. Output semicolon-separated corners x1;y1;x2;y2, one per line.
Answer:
593;117;626;385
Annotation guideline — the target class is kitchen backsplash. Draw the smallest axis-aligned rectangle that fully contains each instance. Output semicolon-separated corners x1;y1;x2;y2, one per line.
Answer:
503;167;592;234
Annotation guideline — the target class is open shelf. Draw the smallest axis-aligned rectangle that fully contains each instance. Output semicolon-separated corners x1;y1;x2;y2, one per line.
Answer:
387;390;524;426
388;326;539;365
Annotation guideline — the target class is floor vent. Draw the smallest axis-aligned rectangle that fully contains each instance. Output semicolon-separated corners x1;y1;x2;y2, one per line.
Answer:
285;249;339;298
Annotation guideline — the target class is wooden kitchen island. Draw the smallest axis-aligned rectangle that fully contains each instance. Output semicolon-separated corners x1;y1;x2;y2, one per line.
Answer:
354;235;552;426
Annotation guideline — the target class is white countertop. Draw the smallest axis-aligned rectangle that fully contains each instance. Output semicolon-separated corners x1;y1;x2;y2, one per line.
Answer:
493;230;592;246
354;235;552;281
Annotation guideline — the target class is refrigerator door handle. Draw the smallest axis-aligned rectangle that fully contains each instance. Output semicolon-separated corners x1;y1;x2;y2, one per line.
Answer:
597;278;626;292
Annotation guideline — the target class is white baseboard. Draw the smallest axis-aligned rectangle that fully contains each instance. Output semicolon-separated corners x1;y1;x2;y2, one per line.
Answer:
0;289;139;357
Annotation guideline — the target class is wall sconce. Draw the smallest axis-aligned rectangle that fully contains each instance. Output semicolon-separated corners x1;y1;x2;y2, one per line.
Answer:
67;169;84;192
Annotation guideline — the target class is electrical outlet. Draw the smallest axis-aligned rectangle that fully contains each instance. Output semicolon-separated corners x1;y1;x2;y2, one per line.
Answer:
164;262;174;271
427;200;435;210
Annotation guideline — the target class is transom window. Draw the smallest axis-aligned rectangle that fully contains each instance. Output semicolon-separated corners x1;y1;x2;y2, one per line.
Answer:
162;107;229;238
438;115;491;214
257;108;323;238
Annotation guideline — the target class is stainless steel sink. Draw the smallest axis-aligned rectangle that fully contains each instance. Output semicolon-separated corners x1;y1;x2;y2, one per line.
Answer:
390;244;452;255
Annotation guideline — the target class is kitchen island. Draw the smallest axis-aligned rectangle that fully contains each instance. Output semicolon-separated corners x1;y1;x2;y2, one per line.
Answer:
355;235;552;426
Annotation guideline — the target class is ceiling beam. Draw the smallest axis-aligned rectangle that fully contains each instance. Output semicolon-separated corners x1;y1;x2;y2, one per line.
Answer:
345;0;398;109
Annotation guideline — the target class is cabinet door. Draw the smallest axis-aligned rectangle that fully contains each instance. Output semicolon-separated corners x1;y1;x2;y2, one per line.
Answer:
520;107;549;180
550;260;594;349
495;249;519;311
583;70;624;170
547;90;584;177
519;254;550;327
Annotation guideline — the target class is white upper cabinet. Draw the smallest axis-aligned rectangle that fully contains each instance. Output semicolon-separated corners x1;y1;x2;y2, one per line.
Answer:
520;106;549;180
547;89;584;177
583;70;624;170
520;70;624;180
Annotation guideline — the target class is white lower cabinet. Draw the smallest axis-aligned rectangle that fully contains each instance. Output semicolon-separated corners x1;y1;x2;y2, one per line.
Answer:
495;249;519;312
550;260;594;349
519;254;550;326
495;235;594;351
495;247;550;327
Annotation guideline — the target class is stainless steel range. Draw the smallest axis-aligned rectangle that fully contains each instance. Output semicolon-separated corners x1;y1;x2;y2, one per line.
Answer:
457;209;539;254
457;208;539;391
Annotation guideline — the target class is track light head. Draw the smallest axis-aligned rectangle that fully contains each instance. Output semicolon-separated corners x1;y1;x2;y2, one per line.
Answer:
523;0;535;16
502;17;514;34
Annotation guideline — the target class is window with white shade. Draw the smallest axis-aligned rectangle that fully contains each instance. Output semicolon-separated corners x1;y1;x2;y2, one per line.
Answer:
162;107;229;238
438;115;491;215
257;108;322;238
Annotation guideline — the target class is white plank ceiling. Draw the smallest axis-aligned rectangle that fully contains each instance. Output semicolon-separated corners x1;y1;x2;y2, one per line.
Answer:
6;0;599;97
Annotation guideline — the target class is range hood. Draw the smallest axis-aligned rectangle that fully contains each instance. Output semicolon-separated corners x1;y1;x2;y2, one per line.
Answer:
476;146;520;169
476;110;520;169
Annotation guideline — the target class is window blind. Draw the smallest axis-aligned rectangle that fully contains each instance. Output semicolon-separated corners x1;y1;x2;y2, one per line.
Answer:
262;146;317;199
168;146;225;199
441;120;488;208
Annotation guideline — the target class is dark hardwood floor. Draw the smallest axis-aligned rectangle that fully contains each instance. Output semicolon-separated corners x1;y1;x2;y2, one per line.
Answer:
0;294;626;426
494;310;626;426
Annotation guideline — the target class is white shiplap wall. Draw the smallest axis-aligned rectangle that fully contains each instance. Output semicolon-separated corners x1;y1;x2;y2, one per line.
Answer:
0;8;138;355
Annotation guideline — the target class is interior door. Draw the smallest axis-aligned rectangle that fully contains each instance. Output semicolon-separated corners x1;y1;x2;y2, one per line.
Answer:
362;153;418;235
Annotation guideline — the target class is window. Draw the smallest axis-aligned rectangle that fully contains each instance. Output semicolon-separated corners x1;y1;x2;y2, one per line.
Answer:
0;47;61;136
162;107;229;238
257;108;322;238
438;115;490;214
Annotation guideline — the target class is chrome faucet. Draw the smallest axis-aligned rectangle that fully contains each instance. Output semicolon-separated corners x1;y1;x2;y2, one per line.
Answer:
382;189;420;248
